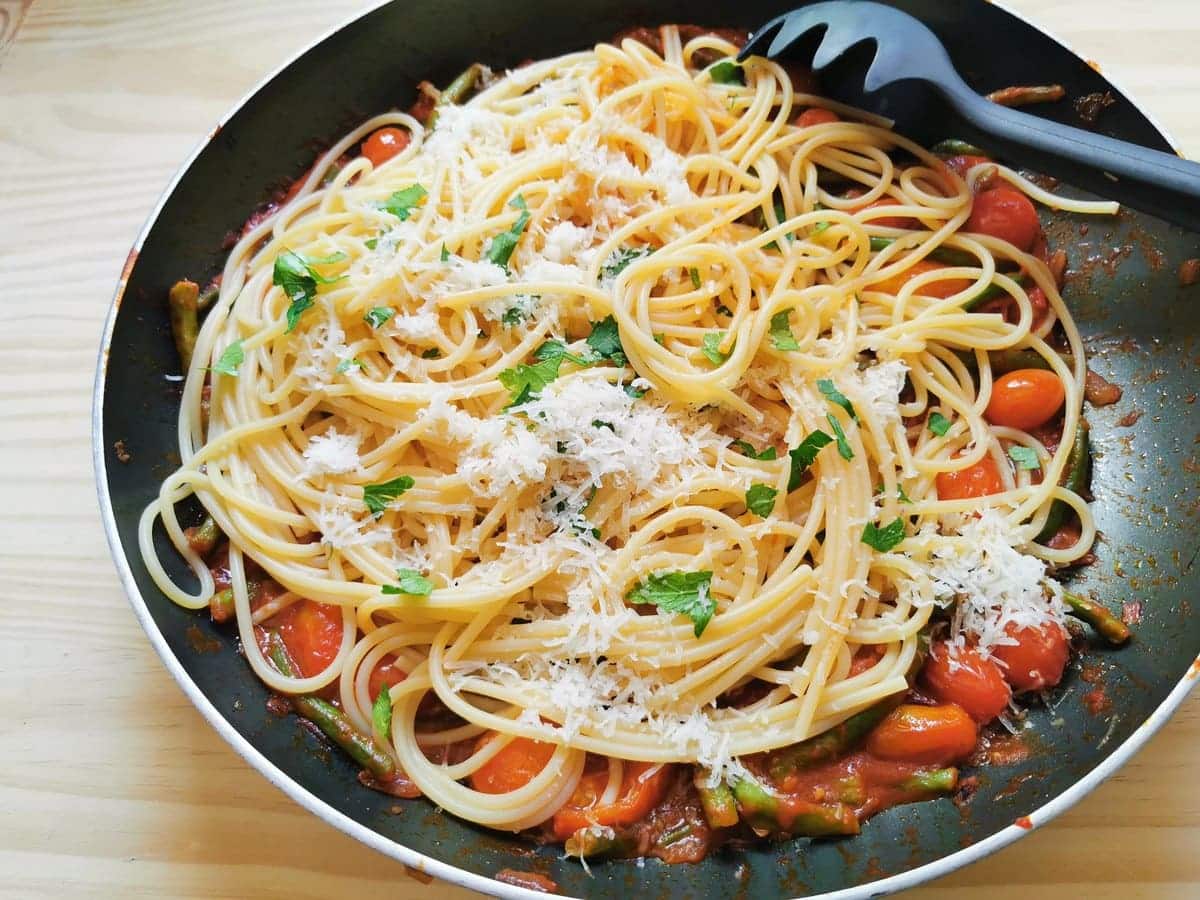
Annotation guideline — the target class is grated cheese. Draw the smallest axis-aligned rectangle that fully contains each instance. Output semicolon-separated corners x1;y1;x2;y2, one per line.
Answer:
300;430;361;478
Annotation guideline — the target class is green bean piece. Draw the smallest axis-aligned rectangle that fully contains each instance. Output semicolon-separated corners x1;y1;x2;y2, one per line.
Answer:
187;515;222;557
767;701;896;782
427;63;485;129
733;776;859;836
208;578;261;624
695;773;739;828
167;279;201;370
1036;419;1090;542
899;768;959;796
931;139;988;157
962;273;1030;311
868;236;979;268
1063;591;1132;646
564;824;633;859
267;631;396;778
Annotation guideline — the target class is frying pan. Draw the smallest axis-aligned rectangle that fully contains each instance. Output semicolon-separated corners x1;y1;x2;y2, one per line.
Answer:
93;1;1200;896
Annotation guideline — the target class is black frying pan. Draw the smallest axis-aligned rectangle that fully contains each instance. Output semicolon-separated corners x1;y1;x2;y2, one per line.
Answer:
94;1;1200;896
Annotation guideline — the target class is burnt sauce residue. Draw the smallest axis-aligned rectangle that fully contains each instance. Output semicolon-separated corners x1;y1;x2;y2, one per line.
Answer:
185;623;222;654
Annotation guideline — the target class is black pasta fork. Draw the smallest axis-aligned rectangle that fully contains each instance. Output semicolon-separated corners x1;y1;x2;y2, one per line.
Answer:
739;1;1200;232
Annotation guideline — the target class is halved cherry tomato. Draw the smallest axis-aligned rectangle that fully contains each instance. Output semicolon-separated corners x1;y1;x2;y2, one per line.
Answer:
936;454;1004;501
795;107;840;128
943;154;992;181
858;196;918;230
921;640;1012;723
551;759;673;840
367;654;407;700
259;598;344;677
470;735;557;795
866;703;979;765
966;186;1041;252
985;369;1065;430
871;259;973;299
992;621;1070;692
849;644;885;677
361;126;412;167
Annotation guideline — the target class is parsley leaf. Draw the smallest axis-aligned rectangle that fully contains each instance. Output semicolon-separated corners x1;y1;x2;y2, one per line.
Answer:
702;332;730;365
378;184;427;220
274;250;347;332
362;476;415;519
624;382;647;399
586;315;627;366
745;484;778;517
787;430;833;490
532;339;593;367
1008;446;1041;470
485;194;531;271
602;246;653;280
371;684;392;744
689;267;702;289
498;356;563;407
440;243;450;262
732;439;778;461
422;348;442;359
501;306;527;327
862;518;906;552
826;413;854;460
210;340;244;377
364;236;379;250
381;567;433;596
709;60;745;85
364;306;395;329
335;357;363;374
928;411;952;436
627;570;716;638
715;303;733;317
817;378;858;421
769;309;801;351
877;482;913;504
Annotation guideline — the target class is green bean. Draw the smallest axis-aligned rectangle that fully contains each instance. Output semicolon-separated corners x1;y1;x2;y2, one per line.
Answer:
564;824;632;859
1063;591;1132;646
963;273;1030;311
267;631;395;778
695;773;739;828
767;701;895;782
931;139;988;157
427;63;484;129
167;279;201;369
186;515;222;557
899;768;958;796
1036;419;1090;542
868;236;979;268
733;776;859;836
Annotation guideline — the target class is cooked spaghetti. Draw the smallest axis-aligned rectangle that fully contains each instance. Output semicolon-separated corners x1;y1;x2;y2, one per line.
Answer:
142;26;1124;859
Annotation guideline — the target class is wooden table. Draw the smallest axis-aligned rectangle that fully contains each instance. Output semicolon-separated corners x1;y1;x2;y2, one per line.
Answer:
1;1;1197;897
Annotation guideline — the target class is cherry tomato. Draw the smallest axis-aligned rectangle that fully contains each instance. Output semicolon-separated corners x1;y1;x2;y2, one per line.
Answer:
551;760;673;839
872;259;973;299
991;621;1070;692
936;454;1004;501
985;369;1066;430
859;196;918;230
470;735;557;794
848;645;885;677
966;186;1041;251
361;126;412;167
795;107;840;128
367;654;407;700
866;703;979;765
921;640;1012;723
943;154;992;181
260;598;344;677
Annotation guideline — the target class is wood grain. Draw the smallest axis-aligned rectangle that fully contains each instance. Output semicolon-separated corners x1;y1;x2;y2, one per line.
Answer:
0;1;1197;897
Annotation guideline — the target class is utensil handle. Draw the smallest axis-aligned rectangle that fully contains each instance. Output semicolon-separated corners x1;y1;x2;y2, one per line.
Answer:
940;80;1200;229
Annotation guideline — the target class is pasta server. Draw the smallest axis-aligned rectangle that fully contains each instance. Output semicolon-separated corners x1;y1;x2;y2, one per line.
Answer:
739;0;1200;232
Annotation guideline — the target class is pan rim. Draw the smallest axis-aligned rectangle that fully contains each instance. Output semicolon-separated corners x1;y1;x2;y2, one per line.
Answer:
91;2;1199;898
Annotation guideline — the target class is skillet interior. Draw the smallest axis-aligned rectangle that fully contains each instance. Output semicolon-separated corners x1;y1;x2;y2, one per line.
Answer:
98;1;1200;896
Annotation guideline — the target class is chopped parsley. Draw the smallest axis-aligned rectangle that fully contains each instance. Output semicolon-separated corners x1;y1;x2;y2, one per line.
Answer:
624;382;647;399
364;306;395;329
364;236;379;250
709;59;745;85
769;309;801;351
486;194;531;271
532;339;592;367
862;518;907;552
378;184;427;220
274;250;347;333
715;303;733;317
627;570;716;638
371;684;392;744
1008;445;1041;470
502;305;529;327
498;356;563;407
745;484;778;517
702;332;730;365
602;246;653;280
422;348;442;359
928;411;952;436
787;430;833;490
335;357;363;374
210;340;244;377
732;439;778;461
689;267;702;289
876;482;913;504
586;315;627;366
826;413;854;460
440;243;450;262
381;567;433;596
817;378;858;421
362;476;415;519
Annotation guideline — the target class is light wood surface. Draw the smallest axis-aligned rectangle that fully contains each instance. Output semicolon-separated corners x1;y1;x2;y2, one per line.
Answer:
1;1;1198;897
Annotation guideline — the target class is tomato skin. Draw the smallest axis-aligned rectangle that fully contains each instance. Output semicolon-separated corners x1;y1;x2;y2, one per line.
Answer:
985;369;1066;430
992;621;1070;692
361;126;412;167
859;196;918;230
966;187;1041;251
367;655;407;700
921;641;1012;723
259;599;344;677
936;454;1004;501
470;735;557;795
796;107;840;128
872;258;973;299
551;760;673;840
866;703;979;765
943;154;993;181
